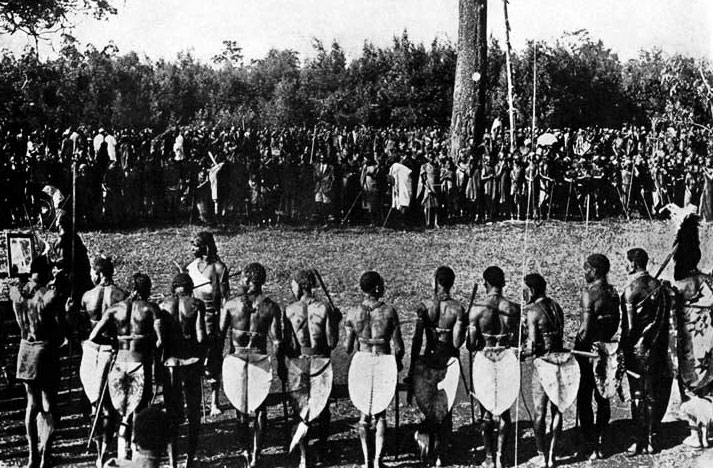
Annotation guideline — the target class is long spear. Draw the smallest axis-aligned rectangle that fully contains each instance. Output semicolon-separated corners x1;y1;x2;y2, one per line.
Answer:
531;43;537;151
503;0;516;154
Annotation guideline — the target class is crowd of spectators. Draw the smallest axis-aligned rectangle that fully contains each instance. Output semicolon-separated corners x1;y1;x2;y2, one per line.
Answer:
0;121;711;230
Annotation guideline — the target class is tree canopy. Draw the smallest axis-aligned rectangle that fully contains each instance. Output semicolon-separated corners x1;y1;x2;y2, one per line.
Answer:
0;29;710;133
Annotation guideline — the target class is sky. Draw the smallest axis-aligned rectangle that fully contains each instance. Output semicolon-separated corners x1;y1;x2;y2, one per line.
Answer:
0;0;711;63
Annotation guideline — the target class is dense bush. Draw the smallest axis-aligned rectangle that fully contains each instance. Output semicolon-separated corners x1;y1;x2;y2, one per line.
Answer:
0;29;710;133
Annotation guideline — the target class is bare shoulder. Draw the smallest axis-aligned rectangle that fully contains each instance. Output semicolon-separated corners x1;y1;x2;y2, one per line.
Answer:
215;260;228;276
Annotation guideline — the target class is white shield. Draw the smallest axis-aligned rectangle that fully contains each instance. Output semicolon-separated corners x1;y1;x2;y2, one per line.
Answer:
348;352;397;416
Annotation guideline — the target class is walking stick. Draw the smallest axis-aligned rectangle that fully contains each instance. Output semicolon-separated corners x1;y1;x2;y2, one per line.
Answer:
640;191;654;221
565;181;573;221
382;206;394;228
615;185;630;221
88;352;117;448
340;190;363;226
466;283;479;432
546;180;555;221
200;375;207;422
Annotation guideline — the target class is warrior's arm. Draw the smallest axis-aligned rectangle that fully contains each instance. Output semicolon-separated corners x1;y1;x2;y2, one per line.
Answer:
195;300;207;344
88;308;114;342
576;290;594;346
344;315;357;354
391;308;405;369
525;307;537;356
620;289;634;341
269;302;283;349
151;304;163;348
325;302;342;351
453;304;466;350
466;308;482;352
218;262;230;308
408;304;427;374
218;301;231;338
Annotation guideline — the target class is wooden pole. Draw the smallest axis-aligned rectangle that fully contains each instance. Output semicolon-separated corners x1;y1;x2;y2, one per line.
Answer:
531;43;537;150
503;0;516;154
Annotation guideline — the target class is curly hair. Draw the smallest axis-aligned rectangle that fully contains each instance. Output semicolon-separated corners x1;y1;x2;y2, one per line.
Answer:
293;269;317;292
435;266;455;291
171;273;193;292
92;256;114;278
243;262;266;287
360;271;384;297
192;231;218;262
132;273;152;299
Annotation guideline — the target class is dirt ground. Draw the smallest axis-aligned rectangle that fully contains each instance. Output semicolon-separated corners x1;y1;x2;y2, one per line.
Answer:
2;220;713;467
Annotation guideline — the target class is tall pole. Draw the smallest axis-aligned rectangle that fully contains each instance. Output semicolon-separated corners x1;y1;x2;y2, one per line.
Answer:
503;0;516;153
531;43;537;150
449;0;488;159
71;161;77;298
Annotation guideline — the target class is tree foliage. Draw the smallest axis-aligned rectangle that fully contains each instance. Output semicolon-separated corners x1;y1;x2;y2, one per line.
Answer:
0;0;116;41
0;29;709;132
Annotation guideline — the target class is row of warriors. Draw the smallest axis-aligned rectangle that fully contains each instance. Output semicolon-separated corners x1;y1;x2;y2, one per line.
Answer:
9;209;713;468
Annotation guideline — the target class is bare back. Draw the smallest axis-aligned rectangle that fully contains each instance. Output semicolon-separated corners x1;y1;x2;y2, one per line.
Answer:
11;286;64;344
417;297;465;353
345;300;404;358
221;293;281;354
468;293;521;350
284;298;338;356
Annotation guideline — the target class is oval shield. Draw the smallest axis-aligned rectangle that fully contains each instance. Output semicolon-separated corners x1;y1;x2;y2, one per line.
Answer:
593;341;624;399
348;352;397;416
413;355;460;424
222;353;272;414
108;359;146;416
533;352;581;411
80;340;114;404
471;347;520;416
285;356;333;423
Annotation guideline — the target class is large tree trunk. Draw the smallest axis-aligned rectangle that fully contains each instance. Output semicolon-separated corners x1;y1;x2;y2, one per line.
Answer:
450;0;488;160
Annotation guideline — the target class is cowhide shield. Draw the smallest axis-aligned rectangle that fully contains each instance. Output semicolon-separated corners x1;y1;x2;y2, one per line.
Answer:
533;352;580;411
108;359;145;416
80;341;114;404
471;347;520;416
413;354;460;424
285;356;333;422
348;352;397;416
674;274;713;393
593;341;624;399
222;353;272;414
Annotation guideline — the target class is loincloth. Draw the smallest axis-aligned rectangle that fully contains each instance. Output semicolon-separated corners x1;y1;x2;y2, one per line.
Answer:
16;339;59;387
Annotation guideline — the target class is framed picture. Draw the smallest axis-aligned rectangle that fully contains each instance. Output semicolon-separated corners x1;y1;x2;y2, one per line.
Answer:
0;234;7;276
7;232;35;277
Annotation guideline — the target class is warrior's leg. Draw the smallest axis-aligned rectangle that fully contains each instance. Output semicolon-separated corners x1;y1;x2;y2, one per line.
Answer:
185;367;203;468
117;415;132;460
435;412;453;467
496;410;511;468
250;406;266;467
24;384;40;468
357;413;370;468
626;377;645;456
548;405;563;468
373;411;386;468
479;407;495;468
317;405;331;462
644;375;663;453
207;336;223;416
592;387;610;458
37;389;56;468
532;383;549;468
575;359;595;450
